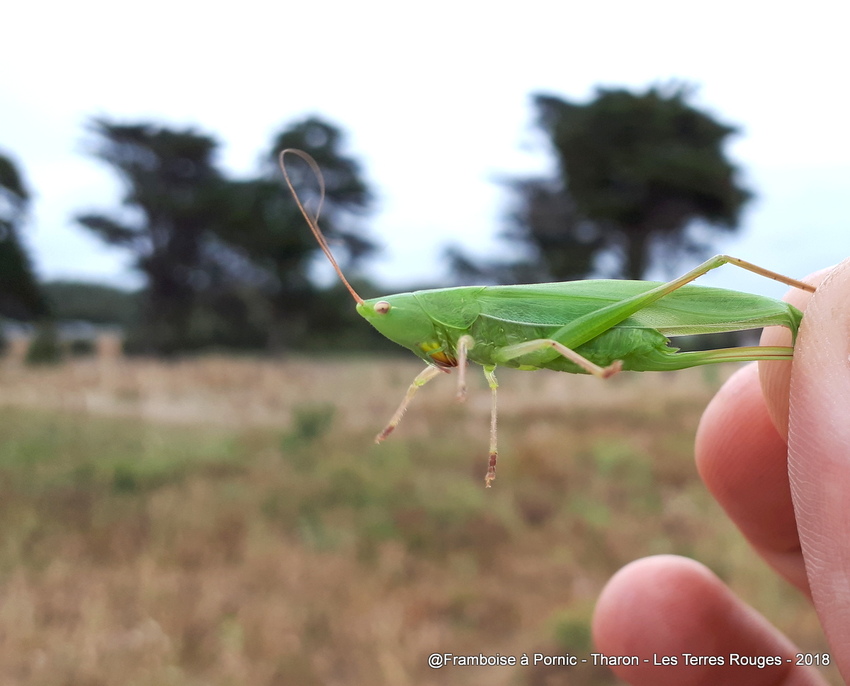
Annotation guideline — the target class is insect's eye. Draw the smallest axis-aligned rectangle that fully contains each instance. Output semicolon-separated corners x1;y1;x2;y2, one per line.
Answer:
374;301;391;315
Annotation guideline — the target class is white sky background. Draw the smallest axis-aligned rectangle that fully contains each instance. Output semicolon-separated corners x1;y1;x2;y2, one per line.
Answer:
3;1;849;299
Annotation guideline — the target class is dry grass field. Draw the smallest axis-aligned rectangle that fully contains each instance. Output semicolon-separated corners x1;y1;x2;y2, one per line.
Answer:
0;355;837;685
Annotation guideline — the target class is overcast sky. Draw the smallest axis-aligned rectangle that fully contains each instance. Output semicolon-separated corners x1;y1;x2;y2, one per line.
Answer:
3;1;848;299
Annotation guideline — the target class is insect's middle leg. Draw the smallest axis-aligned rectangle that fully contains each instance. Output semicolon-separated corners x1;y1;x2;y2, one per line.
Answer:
455;335;475;402
495;339;622;379
483;365;498;488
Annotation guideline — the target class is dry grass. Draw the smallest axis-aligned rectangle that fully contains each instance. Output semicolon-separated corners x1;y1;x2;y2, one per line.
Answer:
0;356;837;685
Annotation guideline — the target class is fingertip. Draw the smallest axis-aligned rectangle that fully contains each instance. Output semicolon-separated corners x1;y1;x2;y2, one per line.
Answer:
593;555;714;651
592;556;729;685
593;555;812;685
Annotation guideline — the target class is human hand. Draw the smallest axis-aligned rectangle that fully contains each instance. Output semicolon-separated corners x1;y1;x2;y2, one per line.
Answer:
591;259;850;685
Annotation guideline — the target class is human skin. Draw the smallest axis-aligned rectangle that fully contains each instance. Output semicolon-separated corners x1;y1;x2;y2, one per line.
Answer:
592;259;850;685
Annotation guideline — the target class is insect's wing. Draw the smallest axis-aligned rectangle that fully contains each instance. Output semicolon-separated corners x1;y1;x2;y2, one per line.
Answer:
472;281;802;336
473;281;646;326
619;285;803;335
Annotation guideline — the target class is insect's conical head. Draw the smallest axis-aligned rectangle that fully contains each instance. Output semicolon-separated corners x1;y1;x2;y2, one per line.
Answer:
356;293;439;360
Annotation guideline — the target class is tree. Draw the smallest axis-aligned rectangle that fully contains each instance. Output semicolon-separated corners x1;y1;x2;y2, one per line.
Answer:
509;85;752;280
0;152;48;319
77;119;231;353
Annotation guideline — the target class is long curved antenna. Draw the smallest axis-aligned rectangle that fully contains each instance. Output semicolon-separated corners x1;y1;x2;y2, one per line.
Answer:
279;148;364;304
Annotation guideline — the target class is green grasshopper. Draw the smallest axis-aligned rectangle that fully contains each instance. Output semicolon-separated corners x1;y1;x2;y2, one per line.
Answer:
281;149;815;487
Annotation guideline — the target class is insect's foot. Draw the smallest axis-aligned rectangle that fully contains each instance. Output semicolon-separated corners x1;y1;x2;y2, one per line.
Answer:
456;386;467;403
601;360;623;378
375;426;395;443
485;451;497;488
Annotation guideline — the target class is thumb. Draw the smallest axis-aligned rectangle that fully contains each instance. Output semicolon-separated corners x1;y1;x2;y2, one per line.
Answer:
786;258;850;678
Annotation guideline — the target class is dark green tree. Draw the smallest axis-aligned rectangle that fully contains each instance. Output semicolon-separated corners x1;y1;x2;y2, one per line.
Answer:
501;85;752;281
0;152;48;319
77;119;231;353
539;85;752;279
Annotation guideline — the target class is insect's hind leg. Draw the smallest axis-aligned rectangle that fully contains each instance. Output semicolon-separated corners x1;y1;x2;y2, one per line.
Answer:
647;344;796;370
546;254;815;354
719;255;815;293
495;339;622;379
375;365;444;443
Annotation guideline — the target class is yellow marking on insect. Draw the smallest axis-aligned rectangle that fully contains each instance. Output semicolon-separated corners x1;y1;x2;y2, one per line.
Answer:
420;342;457;368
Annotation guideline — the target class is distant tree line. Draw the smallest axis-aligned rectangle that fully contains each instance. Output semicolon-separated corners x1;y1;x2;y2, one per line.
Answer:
1;84;751;356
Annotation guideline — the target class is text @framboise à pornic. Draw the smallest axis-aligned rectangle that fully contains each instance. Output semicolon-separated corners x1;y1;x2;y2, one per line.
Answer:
427;652;830;669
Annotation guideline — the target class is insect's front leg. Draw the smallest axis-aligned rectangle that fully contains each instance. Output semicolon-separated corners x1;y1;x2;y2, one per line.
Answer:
375;365;444;443
495;339;622;379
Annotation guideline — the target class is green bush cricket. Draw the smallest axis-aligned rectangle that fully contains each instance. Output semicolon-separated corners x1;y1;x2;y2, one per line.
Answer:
281;149;815;487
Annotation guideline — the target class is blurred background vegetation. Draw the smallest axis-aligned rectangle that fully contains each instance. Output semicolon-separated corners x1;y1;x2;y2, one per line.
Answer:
0;358;836;685
2;84;752;358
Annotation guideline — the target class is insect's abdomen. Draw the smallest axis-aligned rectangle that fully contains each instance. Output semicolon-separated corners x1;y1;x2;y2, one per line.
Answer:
464;317;669;373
